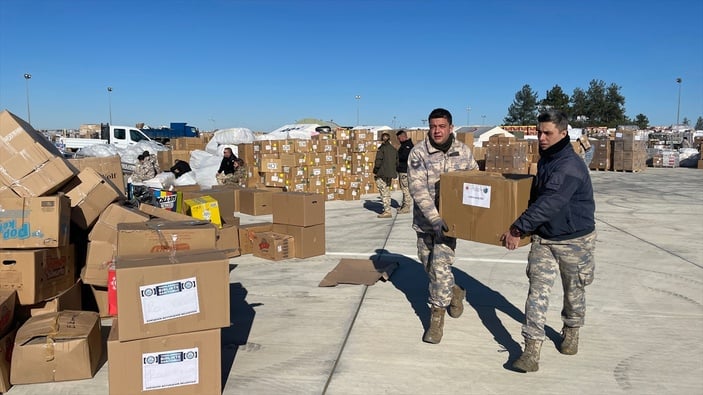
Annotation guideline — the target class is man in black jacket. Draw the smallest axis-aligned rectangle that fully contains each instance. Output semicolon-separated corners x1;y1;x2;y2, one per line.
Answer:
396;130;414;214
373;133;398;218
501;110;596;373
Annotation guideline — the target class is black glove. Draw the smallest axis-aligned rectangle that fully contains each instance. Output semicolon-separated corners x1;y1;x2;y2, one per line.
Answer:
432;218;449;240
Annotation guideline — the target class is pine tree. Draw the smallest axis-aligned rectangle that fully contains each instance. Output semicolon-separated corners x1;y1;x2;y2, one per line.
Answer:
504;85;539;125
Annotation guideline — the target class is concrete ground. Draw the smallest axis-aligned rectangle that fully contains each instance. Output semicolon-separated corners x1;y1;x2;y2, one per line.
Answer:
7;167;703;395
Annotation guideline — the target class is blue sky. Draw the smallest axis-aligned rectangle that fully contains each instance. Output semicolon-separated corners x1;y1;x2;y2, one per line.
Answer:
1;0;701;132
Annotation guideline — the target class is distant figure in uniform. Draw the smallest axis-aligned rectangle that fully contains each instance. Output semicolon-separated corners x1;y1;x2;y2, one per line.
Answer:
216;147;238;185
408;108;478;344
681;136;691;148
131;154;157;183
143;150;161;174
501;110;596;373
578;131;593;166
373;132;398;218
396;130;414;214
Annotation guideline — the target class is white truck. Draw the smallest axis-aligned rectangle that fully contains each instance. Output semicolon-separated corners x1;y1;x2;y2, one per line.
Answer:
61;124;154;151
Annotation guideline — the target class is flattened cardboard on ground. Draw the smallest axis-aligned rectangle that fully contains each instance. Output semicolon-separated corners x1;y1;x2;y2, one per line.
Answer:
0;327;17;393
319;259;398;287
0;194;71;249
108;321;222;395
62;167;122;229
116;219;217;257
439;171;533;247
10;310;102;384
68;155;126;194
0;290;17;337
115;249;230;341
16;279;82;322
272;192;325;227
89;202;150;245
0;245;76;305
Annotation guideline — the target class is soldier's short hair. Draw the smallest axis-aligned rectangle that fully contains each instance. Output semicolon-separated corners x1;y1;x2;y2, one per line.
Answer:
538;110;569;132
429;108;452;125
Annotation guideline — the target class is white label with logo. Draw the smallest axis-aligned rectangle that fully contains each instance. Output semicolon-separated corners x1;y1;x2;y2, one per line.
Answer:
139;277;199;323
462;183;491;208
142;347;199;391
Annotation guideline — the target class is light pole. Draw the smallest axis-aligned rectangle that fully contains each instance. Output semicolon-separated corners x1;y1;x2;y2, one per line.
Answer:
23;73;32;124
392;116;396;128
107;87;113;124
355;95;361;126
466;106;471;125
676;77;682;125
481;115;486;125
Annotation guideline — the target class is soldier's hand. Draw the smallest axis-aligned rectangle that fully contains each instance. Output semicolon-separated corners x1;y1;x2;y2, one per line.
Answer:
432;219;449;240
501;231;519;250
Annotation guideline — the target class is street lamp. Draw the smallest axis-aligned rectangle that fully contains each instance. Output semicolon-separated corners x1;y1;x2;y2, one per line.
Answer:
466;106;471;125
676;77;682;125
23;73;32;124
107;87;113;124
355;95;361;126
481;115;486;125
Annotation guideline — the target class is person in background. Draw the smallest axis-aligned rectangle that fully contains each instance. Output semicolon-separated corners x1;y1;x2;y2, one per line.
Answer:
132;154;157;182
408;108;478;344
216;147;238;184
501;110;596;373
578;131;593;166
169;159;192;179
373;132;398;218
143;150;161;174
681;136;691;148
396;130;414;214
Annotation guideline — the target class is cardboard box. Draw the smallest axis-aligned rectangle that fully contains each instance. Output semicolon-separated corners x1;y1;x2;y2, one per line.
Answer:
116;220;218;257
108;322;221;395
184;195;222;228
10;310;102;384
0;194;71;248
0;110;77;197
89;285;110;318
89;202;150;245
151;188;181;212
81;241;116;286
239;188;273;215
0;327;16;392
251;231;295;261
217;216;241;258
0;290;17;338
272;223;325;258
115;250;230;341
16;279;82;321
237;222;273;255
139;202;193;222
272;192;325;227
62;167;122;229
0;245;76;305
68;155;126;194
440;171;533;247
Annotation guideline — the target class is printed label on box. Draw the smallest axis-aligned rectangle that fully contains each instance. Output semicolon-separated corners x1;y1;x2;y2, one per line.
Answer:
462;183;492;208
139;277;199;323
142;347;199;391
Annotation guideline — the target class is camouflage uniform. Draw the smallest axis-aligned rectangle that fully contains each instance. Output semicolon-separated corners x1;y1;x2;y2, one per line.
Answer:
217;164;247;186
375;176;392;212
408;134;478;307
132;160;156;183
398;172;412;209
523;231;596;341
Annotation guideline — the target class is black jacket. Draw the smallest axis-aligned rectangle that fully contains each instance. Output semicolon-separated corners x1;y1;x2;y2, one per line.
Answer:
218;156;236;175
373;140;398;179
396;139;414;173
512;137;595;241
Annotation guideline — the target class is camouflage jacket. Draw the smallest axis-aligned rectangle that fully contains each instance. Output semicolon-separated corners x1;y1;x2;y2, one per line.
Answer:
132;161;156;182
147;154;161;174
408;134;478;233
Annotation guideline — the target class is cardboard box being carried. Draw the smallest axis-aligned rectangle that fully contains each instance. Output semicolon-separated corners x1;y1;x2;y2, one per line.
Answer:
10;310;102;384
115;250;230;341
68;155;126;194
440;171;533;247
0;194;71;249
251;231;295;261
62;167;122;229
116;220;217;257
0;110;76;197
0;245;76;305
108;322;221;395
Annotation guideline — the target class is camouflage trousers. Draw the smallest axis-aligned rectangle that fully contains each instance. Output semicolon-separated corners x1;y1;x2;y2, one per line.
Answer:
398;172;412;209
417;232;457;308
375;176;392;213
217;172;241;186
522;231;596;341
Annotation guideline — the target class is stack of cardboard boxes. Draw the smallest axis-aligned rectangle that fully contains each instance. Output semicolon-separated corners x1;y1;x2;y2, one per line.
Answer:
590;138;611;171
271;192;326;259
612;130;647;172
484;136;531;174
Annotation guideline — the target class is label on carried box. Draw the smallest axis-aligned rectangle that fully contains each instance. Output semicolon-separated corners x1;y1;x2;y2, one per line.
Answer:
142;347;200;391
139;277;199;323
462;183;492;208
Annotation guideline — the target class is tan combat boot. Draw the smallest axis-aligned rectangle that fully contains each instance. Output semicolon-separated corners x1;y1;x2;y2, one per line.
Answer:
560;325;579;355
423;306;445;344
377;211;392;218
397;206;411;214
447;285;466;318
512;339;543;372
